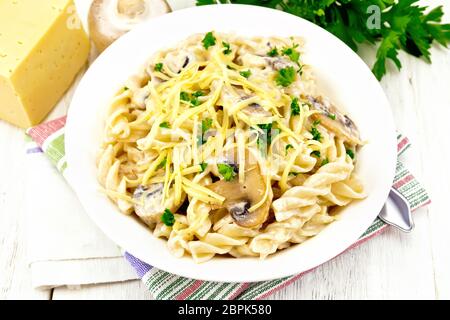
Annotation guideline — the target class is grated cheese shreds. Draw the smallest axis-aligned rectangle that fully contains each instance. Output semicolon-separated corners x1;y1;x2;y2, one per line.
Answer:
97;32;365;262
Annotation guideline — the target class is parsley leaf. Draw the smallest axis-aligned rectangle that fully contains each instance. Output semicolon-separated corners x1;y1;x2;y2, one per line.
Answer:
161;209;175;227
193;91;204;97
285;144;294;153
197;1;450;80
180;91;190;102
258;123;273;144
311;127;321;142
282;46;300;63
154;63;163;72
200;162;208;172
310;119;322;141
202;31;216;49
222;41;232;55
275;66;296;87
311;150;321;158
328;113;336;120
267;47;279;57
159;122;170;129
180;91;203;107
321;158;329;166
239;70;252;78
191;97;201;107
157;158;167;170
202;118;213;134
291;97;300;116
346;149;355;160
218;163;236;181
199;118;213;145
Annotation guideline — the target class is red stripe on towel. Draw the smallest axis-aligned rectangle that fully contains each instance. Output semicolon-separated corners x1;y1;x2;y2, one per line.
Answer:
26;117;67;147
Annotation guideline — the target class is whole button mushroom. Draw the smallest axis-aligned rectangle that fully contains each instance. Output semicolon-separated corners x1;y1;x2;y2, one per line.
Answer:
88;0;171;53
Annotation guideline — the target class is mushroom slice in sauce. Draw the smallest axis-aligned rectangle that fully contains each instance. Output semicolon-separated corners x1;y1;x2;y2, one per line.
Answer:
242;103;272;118
307;95;362;145
133;183;166;225
266;56;296;71
207;164;272;228
164;50;195;74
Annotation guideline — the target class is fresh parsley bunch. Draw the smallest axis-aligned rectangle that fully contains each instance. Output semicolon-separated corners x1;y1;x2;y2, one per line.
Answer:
197;0;450;80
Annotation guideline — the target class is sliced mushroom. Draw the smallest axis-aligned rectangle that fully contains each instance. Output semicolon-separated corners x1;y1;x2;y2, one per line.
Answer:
133;183;178;226
89;0;171;53
131;85;150;108
266;56;295;71
242;103;272;118
307;95;362;145
163;50;195;74
237;53;267;68
207;162;272;228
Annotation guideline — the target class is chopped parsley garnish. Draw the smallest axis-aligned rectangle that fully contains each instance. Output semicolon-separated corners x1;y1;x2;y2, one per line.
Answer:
202;32;216;49
180;91;190;102
192;91;204;97
255;123;278;155
239;70;251;78
310;127;321;142
267;47;279;57
199;118;213;145
310;120;322;142
321;158;329;166
191;91;204;106
282;45;300;63
258;123;273;144
275;66;296;87
346;149;355;159
285;144;294;153
155;63;163;72
328;113;336;120
161;209;175;227
123;86;129;91
311;150;321;157
181;91;203;107
222;41;232;55
218;163;236;181
157;158;167;170
290;97;300;116
289;172;299;176
159;122;170;129
191;97;201;107
202;118;213;134
200;162;208;172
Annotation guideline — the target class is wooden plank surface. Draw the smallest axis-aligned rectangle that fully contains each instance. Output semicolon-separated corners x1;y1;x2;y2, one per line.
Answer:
0;0;449;300
52;281;153;300
0;122;51;300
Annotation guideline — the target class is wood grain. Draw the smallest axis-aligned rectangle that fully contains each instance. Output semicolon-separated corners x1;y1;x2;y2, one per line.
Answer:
52;281;153;300
0;122;50;300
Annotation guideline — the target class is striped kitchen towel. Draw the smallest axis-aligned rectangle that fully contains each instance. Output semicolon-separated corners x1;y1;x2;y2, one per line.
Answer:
26;116;430;300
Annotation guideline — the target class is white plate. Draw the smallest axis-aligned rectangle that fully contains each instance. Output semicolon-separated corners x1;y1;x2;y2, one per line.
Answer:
66;4;397;283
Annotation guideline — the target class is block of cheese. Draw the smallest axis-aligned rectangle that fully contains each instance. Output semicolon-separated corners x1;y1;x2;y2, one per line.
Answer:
0;0;90;128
